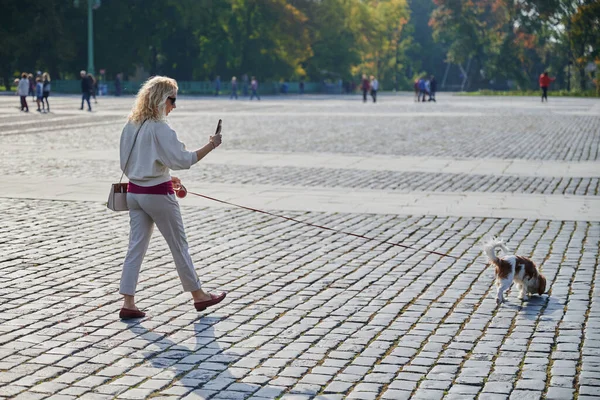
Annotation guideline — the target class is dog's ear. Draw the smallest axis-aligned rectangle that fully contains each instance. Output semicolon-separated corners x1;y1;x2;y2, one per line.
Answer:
538;275;546;295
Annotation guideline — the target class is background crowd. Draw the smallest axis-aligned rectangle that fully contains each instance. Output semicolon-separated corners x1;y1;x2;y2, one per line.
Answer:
414;76;437;102
15;71;51;113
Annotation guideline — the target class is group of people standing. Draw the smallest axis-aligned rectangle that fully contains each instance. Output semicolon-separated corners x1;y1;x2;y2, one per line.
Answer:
360;74;379;103
16;69;101;113
16;71;51;112
414;76;437;102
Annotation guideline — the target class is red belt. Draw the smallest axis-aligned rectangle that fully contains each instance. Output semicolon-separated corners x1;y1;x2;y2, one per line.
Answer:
128;181;174;195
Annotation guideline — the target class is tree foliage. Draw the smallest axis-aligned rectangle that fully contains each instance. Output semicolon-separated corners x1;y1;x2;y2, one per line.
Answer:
1;0;597;92
430;0;599;90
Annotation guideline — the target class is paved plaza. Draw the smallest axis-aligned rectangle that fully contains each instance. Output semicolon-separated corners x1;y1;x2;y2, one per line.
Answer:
0;93;599;400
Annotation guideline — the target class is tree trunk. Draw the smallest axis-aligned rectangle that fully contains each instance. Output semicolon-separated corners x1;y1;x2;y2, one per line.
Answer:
578;67;586;90
1;64;12;92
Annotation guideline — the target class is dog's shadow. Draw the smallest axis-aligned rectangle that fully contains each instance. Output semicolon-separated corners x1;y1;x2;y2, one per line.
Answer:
503;294;560;321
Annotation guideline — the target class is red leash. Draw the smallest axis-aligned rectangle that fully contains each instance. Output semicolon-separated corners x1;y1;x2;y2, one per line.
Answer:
179;186;457;259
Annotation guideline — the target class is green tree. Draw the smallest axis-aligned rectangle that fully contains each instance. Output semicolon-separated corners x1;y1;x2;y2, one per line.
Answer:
0;0;82;89
293;0;361;82
344;0;410;89
223;0;312;80
570;1;600;89
430;0;550;90
521;0;599;90
404;0;446;87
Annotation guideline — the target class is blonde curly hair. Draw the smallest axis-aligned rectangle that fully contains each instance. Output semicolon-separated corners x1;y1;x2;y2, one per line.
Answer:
129;76;178;123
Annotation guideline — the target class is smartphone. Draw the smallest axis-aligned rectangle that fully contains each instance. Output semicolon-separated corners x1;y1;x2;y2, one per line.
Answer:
215;119;222;135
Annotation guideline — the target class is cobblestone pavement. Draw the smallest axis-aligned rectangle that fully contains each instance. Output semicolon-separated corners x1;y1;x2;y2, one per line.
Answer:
0;94;599;400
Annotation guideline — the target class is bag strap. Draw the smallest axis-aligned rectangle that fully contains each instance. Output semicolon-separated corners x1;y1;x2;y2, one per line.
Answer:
120;120;147;183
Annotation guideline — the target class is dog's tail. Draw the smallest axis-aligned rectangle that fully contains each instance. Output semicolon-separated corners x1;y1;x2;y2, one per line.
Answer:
483;237;510;265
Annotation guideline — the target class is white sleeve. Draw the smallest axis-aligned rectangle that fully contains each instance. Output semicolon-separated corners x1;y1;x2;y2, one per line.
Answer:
154;124;196;170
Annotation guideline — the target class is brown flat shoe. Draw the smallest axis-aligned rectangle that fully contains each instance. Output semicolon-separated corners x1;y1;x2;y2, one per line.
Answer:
119;308;146;319
194;292;227;311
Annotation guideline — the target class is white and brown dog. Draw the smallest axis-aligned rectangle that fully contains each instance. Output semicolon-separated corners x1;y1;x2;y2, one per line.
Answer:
483;237;546;305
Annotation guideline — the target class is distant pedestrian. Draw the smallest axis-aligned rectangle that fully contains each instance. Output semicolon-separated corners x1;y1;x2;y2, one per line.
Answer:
299;80;305;94
28;73;35;101
413;79;419;102
115;73;123;96
539;71;556;103
214;75;221;96
80;70;92;111
17;73;29;112
250;77;260;100
428;75;437;102
361;74;370;103
418;78;427;102
42;72;51;112
88;74;98;103
35;76;43;112
370;75;378;103
242;74;249;96
230;76;238;99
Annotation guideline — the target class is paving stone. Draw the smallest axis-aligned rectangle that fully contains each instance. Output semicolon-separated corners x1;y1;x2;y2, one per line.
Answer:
251;386;285;398
182;390;218;399
299;374;331;385
58;386;91;396
380;389;411;399
117;388;156;399
11;392;47;400
323;380;353;393
508;390;542;400
411;388;445;399
580;385;600;396
0;96;599;400
447;384;481;394
515;379;546;391
290;383;320;395
546;386;575;400
29;382;69;394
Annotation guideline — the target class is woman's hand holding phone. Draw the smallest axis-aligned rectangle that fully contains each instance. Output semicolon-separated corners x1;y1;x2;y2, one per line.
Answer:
210;119;222;149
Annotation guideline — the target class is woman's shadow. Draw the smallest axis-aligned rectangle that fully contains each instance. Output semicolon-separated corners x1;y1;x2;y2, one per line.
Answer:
121;315;283;398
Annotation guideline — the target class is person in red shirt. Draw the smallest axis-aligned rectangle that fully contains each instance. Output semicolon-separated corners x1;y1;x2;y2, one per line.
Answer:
539;71;556;102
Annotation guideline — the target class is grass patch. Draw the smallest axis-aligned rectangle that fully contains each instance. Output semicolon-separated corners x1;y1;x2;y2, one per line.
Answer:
456;89;598;98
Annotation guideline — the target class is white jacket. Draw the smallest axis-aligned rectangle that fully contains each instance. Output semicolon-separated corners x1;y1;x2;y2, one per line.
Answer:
120;120;198;186
17;79;29;96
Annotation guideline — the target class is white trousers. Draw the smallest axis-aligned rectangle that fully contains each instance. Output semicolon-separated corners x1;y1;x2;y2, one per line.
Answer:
120;193;201;296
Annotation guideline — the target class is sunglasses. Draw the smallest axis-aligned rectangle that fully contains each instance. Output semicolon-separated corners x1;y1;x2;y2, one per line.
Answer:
168;96;176;105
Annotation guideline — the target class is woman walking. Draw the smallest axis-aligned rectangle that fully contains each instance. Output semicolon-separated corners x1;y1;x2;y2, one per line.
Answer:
17;73;30;112
28;73;35;101
35;76;43;112
42;72;51;112
118;76;226;319
88;73;98;104
361;74;370;103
